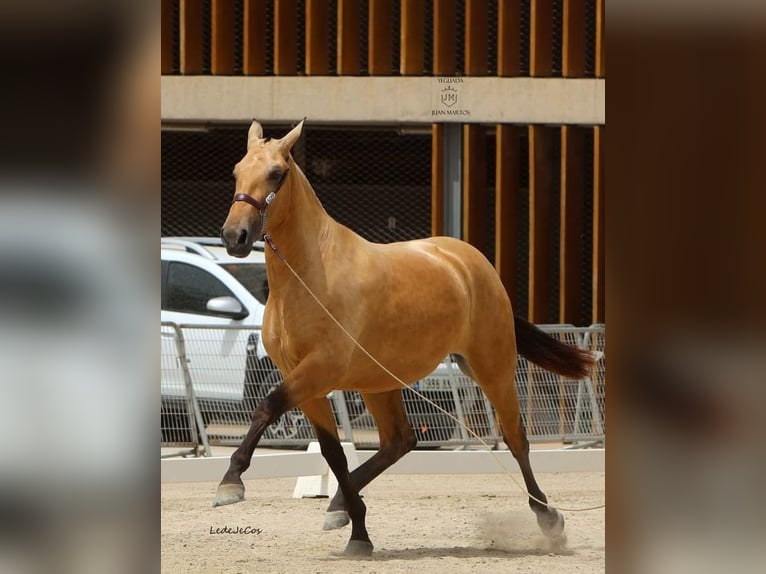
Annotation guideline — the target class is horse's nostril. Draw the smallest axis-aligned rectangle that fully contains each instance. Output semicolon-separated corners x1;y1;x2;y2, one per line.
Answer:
237;228;248;246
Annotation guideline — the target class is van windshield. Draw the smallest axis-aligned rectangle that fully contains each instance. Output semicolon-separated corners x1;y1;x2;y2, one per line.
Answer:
220;263;269;305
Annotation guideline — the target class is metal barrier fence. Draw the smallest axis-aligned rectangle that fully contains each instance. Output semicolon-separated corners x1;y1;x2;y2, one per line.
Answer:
161;322;605;455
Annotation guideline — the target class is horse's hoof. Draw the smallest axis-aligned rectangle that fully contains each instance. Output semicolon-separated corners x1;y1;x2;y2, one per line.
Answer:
538;508;566;538
212;483;245;507
549;532;568;551
323;510;350;531
344;539;374;557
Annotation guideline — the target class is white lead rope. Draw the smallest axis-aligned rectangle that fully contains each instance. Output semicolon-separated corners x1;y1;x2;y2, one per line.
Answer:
263;235;605;513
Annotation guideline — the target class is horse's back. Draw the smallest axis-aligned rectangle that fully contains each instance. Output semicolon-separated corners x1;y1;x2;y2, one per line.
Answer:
376;235;510;305
348;235;516;375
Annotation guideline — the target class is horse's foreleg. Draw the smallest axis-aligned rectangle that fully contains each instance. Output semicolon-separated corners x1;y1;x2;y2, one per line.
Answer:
212;361;322;507
316;427;373;556
302;399;374;556
212;385;290;506
324;390;416;530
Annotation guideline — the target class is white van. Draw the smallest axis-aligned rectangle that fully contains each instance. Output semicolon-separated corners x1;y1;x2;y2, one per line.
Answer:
161;237;271;402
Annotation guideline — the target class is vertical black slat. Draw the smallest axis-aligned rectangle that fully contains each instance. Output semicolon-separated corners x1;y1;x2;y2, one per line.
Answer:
552;0;562;77
520;0;530;76
424;0;434;74
581;128;594;325
487;0;498;75
550;126;561;321
296;0;306;74
265;0;275;74
359;0;369;74
202;0;212;74
584;0;596;77
392;0;401;74
517;129;530;318
233;0;244;74
455;0;465;75
328;0;338;74
171;0;181;73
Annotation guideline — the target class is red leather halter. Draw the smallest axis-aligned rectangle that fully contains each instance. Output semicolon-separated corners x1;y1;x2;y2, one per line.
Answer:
230;167;290;237
231;166;290;212
231;192;272;212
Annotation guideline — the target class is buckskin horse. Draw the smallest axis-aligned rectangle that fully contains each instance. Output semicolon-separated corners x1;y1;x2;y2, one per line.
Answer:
216;120;595;556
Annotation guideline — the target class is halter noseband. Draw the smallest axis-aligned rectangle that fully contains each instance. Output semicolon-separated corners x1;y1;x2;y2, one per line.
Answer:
231;167;290;236
232;190;276;212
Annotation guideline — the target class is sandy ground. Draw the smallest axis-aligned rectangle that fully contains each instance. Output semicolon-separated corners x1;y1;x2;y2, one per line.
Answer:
162;471;604;573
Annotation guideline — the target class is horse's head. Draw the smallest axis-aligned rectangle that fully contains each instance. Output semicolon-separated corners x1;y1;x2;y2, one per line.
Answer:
221;119;304;257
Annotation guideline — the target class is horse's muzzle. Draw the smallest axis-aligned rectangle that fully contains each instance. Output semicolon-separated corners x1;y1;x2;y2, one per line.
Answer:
221;224;253;257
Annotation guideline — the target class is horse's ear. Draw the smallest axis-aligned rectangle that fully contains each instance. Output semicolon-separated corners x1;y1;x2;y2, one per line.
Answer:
279;118;305;157
247;120;263;149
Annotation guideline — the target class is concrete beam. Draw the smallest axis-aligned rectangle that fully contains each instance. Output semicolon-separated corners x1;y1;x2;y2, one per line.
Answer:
161;76;605;125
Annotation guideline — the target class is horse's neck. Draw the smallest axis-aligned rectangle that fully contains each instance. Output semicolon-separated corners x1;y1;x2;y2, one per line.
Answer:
264;167;335;285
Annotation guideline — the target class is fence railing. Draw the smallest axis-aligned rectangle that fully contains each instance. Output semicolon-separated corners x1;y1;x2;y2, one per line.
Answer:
161;322;605;455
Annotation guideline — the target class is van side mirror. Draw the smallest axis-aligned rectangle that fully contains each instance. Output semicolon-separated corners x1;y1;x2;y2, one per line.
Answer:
206;296;249;320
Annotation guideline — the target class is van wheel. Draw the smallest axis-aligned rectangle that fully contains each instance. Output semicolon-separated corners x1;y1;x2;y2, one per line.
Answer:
402;388;459;445
243;355;281;415
243;357;309;442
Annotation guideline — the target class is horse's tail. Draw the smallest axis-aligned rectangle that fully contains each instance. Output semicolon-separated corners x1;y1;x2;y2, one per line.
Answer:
514;316;597;379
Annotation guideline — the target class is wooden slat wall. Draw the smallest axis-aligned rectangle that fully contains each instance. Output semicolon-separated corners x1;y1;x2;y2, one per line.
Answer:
529;125;556;323
274;0;297;75
163;0;604;80
180;0;204;74
306;0;330;75
244;0;267;74
465;0;488;75
337;0;361;74
368;0;393;75
431;124;445;237
495;125;521;305
563;0;585;77
462;125;488;254
559;126;585;323
433;0;457;75
162;0;174;74
596;0;606;77
497;0;520;76
400;0;425;75
211;0;235;75
530;0;553;76
593;126;605;323
168;0;606;82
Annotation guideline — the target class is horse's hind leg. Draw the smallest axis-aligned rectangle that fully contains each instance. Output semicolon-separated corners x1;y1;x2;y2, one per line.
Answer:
301;399;374;556
324;389;416;530
464;354;566;541
505;413;566;540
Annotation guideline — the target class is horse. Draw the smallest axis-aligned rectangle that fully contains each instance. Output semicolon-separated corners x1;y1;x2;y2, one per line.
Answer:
215;119;596;556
